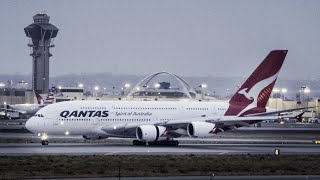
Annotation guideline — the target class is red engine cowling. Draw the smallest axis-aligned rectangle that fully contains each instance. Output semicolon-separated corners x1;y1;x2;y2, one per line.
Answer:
136;125;167;142
187;122;217;138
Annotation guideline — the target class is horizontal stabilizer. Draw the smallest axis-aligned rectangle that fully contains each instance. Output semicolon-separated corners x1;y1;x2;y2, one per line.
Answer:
245;107;316;117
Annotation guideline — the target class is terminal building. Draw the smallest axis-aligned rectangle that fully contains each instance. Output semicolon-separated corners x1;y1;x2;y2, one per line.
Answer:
0;88;34;105
53;86;85;103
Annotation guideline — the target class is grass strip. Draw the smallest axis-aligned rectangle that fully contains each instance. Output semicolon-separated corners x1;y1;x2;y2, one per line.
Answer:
1;154;320;179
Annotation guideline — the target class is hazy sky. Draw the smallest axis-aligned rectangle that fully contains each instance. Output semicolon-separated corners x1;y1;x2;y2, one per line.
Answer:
0;0;319;79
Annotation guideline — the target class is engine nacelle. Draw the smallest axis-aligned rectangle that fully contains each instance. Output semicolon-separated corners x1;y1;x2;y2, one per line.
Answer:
187;122;217;138
136;125;167;142
82;134;108;140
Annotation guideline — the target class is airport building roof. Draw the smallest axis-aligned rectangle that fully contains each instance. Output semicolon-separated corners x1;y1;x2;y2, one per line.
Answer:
128;71;197;99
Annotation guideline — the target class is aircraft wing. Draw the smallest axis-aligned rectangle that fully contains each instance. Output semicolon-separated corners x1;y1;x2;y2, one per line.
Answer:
100;115;279;137
244;107;315;117
1;108;19;113
163;115;278;125
1;108;26;115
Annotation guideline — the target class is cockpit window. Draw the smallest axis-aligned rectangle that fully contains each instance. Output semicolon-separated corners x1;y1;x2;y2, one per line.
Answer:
34;114;44;117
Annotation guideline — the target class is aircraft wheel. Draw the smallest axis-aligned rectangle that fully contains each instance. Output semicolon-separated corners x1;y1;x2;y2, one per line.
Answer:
166;140;179;146
172;140;179;146
132;140;146;146
41;140;49;146
148;140;179;146
148;141;156;146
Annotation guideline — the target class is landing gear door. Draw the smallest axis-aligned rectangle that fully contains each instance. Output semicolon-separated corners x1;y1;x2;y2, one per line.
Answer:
212;106;217;115
181;105;186;113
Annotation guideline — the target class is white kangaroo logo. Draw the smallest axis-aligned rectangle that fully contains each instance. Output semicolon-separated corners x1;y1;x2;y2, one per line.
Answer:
236;72;279;116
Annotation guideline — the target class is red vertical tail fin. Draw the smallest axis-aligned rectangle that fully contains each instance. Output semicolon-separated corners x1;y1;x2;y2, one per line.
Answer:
34;92;44;105
224;50;288;116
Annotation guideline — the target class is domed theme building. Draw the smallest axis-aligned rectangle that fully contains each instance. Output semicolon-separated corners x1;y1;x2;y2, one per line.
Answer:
128;71;197;100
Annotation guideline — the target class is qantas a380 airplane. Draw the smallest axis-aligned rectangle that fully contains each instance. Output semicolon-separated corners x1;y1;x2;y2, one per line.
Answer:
27;50;297;146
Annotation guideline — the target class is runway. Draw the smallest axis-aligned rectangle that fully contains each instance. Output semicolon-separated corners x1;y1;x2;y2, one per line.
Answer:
0;132;317;144
1;127;319;156
1;143;320;156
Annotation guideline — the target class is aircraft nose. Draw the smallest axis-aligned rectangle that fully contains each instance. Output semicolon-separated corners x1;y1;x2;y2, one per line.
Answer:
25;118;35;133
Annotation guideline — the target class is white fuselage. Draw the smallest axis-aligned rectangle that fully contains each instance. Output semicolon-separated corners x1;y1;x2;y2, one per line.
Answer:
26;100;232;137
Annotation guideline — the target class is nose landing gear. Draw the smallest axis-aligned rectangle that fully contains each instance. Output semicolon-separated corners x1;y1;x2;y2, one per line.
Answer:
41;140;49;145
40;133;49;146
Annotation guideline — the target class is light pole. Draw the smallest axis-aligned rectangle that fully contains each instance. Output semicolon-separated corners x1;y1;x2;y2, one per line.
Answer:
199;83;207;100
94;86;99;97
304;87;311;102
112;86;116;95
142;84;149;96
300;86;306;102
273;88;280;109
281;88;287;100
103;87;106;95
226;88;230;98
124;83;131;95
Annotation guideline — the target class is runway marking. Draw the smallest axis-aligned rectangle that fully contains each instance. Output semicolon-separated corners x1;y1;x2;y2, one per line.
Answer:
219;151;230;155
104;152;118;155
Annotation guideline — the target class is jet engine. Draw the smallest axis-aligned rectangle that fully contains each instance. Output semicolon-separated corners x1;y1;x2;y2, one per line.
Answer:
82;134;108;140
136;125;167;142
187;122;218;138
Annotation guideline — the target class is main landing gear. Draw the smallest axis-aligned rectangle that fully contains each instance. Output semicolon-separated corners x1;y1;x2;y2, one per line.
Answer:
132;140;147;146
148;140;179;146
132;139;179;146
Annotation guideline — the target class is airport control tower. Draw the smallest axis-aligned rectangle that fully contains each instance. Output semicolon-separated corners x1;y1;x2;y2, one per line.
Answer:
24;13;58;94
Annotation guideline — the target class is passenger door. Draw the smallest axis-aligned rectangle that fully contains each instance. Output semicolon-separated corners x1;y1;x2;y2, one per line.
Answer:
93;118;98;125
52;117;59;125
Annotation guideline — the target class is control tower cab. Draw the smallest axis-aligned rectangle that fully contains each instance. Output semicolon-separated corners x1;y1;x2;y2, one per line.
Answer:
24;13;58;94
